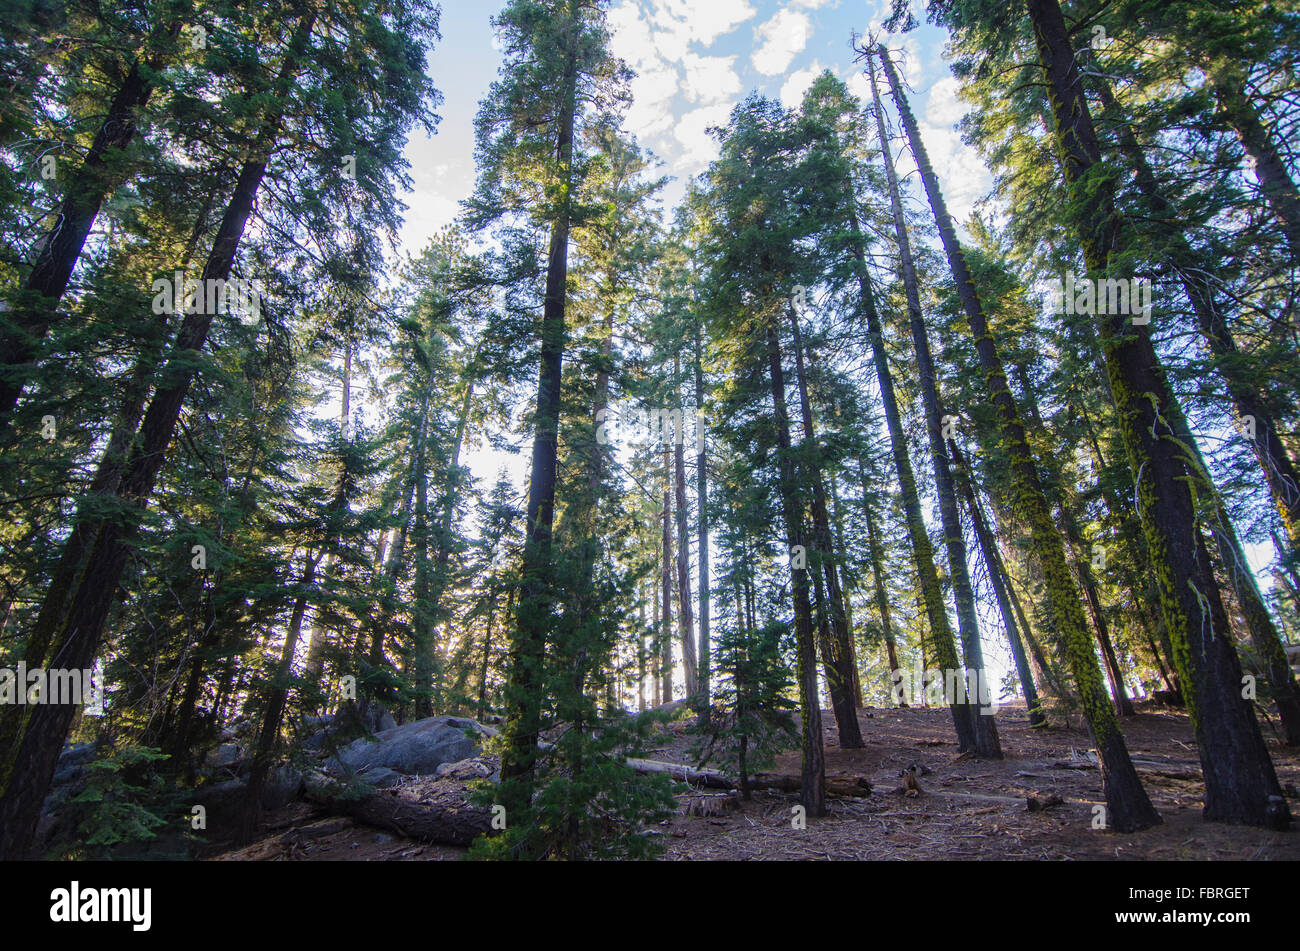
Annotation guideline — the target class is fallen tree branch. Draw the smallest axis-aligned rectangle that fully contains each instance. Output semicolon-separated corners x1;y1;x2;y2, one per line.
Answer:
304;773;495;847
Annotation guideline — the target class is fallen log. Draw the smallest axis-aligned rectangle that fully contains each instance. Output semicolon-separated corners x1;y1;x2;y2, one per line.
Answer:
304;773;495;847
626;758;872;798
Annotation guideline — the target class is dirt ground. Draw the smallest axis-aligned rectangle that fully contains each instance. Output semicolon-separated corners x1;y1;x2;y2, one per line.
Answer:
212;701;1300;861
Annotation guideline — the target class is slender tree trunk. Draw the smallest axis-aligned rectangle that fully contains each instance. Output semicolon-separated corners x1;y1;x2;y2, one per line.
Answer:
763;313;826;817
858;460;904;705
637;593;647;713
1090;69;1300;565
1162;396;1300;745
874;39;1160;830
672;358;698;695
788;305;862;747
1208;67;1300;264
303;343;354;689
0;25;181;422
475;596;497;721
827;475;864;706
694;316;711;723
240;551;322;842
499;34;579;807
949;438;1046;726
845;177;974;752
1024;0;1287;827
661;446;674;705
868;65;999;756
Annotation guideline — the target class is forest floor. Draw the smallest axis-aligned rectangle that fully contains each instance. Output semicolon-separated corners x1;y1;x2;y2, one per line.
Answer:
212;701;1300;861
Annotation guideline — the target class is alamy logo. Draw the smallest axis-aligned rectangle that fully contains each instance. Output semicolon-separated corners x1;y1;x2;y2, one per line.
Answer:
1044;273;1152;322
0;663;103;715
596;404;706;451
50;882;151;932
151;271;263;322
889;662;999;713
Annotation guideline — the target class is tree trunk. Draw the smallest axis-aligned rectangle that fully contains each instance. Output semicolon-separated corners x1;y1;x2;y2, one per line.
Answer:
1208;66;1300;264
0;25;181;421
240;551;322;842
844;172;974;753
868;65;999;756
1024;0;1287;827
859;460;904;705
661;447;674;705
499;34;579;805
874;39;1160;830
949;438;1046;726
694;316;711;723
763;309;826;817
1091;70;1300;557
788;305;862;748
672;357;698;695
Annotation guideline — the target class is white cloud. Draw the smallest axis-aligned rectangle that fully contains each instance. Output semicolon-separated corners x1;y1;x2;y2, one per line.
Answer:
608;1;659;71
675;102;734;170
905;120;990;225
845;68;872;106
925;76;966;128
681;53;741;105
625;61;681;139
780;61;824;108
752;10;812;76
649;0;756;50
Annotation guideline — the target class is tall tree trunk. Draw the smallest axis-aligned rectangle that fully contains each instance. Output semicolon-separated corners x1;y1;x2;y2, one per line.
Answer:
415;377;475;718
0;25;181;422
303;343;354;689
411;423;434;718
868;65;999;756
240;551;322;842
858;460;904;704
1208;66;1300;264
827;475;864;706
672;358;698;695
763;312;826;817
499;33;579;806
788;305;862;748
1023;0;1287;828
694;315;711;723
949;438;1046;727
0;11;317;858
1090;68;1300;565
844;174;975;753
1162;397;1300;745
661;446;674;705
475;590;498;722
874;40;1160;830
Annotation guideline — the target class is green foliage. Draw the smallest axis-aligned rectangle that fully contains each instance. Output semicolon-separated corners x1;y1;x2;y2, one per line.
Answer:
51;744;177;860
692;620;798;792
468;714;676;861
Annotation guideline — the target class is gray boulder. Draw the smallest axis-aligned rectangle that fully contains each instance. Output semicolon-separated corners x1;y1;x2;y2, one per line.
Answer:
329;715;496;777
207;743;243;771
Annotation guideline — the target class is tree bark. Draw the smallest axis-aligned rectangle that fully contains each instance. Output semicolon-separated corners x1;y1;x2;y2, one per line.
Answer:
844;171;974;753
763;309;826;817
868;64;999;756
1024;0;1287;827
787;305;862;747
499;26;579;805
874;38;1160;830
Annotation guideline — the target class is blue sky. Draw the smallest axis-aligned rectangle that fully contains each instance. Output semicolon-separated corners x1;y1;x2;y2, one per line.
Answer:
398;0;993;255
